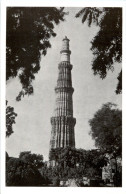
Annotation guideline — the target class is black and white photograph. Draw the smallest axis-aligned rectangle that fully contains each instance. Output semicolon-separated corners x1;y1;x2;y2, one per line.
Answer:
1;1;124;191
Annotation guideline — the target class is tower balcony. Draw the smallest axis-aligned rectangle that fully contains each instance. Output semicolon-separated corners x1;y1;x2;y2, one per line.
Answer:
60;49;71;54
55;86;74;94
58;61;73;70
51;116;76;126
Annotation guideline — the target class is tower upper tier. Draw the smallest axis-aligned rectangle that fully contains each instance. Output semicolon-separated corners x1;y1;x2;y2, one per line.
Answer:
60;36;71;62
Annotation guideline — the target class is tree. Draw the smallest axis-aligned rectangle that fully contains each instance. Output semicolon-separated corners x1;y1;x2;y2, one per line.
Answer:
6;157;44;186
89;102;122;186
7;7;65;101
89;102;122;156
76;8;122;94
19;151;44;169
6;101;17;137
49;147;107;180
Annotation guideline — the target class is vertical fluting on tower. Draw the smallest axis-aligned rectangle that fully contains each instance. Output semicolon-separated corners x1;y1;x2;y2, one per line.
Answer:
50;36;76;149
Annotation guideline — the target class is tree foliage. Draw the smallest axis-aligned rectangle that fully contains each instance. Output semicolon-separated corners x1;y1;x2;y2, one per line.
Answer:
76;8;122;94
6;151;45;186
19;151;44;169
7;7;65;101
89;102;122;156
6;157;44;186
48;147;107;179
6;101;17;137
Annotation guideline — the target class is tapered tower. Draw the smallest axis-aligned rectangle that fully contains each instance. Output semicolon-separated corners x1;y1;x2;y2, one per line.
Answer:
50;36;76;150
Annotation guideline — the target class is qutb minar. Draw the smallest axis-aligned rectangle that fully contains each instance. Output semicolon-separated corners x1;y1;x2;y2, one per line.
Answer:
50;36;76;150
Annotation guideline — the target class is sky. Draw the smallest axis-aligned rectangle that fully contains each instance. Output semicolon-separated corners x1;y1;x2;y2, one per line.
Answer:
6;7;122;161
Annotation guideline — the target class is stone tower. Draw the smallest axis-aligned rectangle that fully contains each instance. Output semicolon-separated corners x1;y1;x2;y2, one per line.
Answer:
50;36;76;150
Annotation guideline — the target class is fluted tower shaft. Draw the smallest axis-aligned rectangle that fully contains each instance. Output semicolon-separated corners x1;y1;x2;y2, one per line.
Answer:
50;36;76;149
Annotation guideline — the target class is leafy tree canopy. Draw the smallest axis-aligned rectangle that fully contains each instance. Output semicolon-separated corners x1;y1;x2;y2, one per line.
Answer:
49;147;107;179
6;101;17;137
7;7;66;101
19;151;44;169
76;8;122;94
6;157;44;186
89;102;122;156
